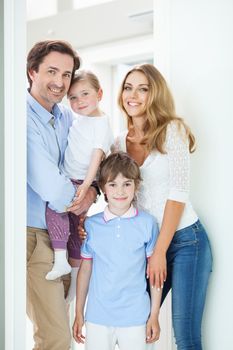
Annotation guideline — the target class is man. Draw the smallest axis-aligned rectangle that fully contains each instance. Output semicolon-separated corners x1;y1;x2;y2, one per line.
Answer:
27;40;97;350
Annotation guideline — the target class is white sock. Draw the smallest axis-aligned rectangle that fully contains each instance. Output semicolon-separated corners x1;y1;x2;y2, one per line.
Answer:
46;250;71;280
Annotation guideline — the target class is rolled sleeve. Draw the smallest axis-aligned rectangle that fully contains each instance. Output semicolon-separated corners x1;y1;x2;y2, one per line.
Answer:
81;238;93;260
81;221;93;259
146;218;159;258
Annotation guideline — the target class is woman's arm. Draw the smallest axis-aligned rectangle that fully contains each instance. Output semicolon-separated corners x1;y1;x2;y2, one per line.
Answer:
73;259;92;344
149;122;189;289
148;200;185;289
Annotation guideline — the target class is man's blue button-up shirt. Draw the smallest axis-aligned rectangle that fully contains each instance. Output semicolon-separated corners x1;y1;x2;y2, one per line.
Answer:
27;91;75;229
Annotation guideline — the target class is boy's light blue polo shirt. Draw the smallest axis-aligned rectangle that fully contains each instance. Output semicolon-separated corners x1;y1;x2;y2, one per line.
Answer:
81;206;159;327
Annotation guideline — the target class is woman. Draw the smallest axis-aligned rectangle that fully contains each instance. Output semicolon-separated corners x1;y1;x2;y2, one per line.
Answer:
114;63;212;350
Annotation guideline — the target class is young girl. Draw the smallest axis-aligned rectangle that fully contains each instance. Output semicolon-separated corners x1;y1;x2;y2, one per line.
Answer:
115;63;212;349
73;152;162;350
45;70;113;285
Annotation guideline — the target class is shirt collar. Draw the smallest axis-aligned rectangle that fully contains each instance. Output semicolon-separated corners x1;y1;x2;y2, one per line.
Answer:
103;205;138;222
27;90;63;125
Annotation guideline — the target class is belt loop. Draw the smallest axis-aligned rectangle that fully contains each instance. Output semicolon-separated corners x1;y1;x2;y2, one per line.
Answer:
194;219;200;230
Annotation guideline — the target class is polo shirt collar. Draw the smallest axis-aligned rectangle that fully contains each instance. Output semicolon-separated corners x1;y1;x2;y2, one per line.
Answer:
103;205;138;222
27;90;63;125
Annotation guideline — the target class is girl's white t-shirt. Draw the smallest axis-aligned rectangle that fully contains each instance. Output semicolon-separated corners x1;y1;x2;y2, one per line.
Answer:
62;113;113;180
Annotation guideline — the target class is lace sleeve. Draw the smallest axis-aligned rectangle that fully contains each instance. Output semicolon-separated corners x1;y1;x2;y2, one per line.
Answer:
165;122;190;203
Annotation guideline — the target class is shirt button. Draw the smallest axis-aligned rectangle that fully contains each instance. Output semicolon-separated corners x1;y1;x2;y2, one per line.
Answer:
116;234;120;238
117;225;120;229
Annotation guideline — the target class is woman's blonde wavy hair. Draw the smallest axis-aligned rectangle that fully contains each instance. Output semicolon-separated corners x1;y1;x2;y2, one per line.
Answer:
118;64;195;153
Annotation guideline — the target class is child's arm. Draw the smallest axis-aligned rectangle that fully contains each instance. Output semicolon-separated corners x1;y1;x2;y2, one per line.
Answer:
73;259;92;344
146;268;162;343
75;149;104;203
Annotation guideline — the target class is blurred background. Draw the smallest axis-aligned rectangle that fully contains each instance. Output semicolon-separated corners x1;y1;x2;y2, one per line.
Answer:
27;0;154;136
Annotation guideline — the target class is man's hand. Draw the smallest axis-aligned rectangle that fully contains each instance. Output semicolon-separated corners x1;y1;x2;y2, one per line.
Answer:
67;186;97;216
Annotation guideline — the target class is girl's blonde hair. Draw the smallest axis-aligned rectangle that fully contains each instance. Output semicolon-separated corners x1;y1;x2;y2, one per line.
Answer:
118;64;195;153
98;152;142;192
69;69;101;93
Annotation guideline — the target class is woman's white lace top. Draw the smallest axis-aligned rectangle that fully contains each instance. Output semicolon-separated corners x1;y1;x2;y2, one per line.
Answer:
114;122;198;230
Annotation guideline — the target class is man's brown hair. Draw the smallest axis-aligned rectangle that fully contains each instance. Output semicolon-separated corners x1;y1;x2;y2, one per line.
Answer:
27;40;80;89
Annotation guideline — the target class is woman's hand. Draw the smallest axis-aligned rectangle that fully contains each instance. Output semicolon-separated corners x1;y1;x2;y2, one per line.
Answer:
78;214;87;241
148;249;167;290
147;201;184;289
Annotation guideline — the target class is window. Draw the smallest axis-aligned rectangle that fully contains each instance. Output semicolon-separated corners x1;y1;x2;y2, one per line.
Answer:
73;0;115;10
27;0;57;20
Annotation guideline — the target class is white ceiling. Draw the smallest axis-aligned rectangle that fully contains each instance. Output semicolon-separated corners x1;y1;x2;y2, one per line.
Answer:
27;0;153;51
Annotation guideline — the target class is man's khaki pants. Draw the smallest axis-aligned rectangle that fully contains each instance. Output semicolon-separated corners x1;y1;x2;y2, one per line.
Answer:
27;227;71;350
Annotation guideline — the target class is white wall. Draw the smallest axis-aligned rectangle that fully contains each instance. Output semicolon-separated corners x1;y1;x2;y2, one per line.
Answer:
3;1;27;349
0;0;5;345
155;0;233;348
4;1;231;349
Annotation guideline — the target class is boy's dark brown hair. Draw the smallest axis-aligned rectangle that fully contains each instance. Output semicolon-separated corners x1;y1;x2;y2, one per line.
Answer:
98;152;142;191
27;40;81;89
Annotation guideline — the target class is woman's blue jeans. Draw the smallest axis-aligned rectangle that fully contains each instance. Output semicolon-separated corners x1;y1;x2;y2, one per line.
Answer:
162;220;212;350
